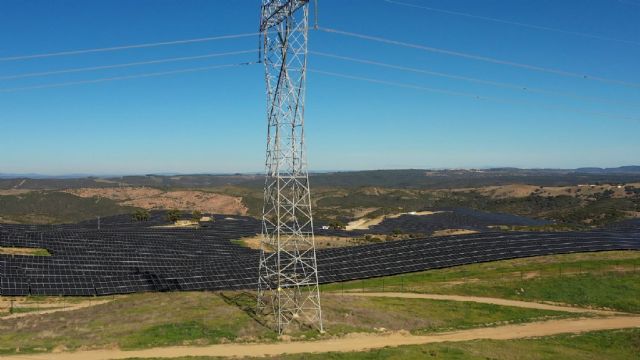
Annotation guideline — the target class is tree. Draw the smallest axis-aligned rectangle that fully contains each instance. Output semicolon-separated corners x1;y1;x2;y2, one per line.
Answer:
132;209;150;222
191;210;202;222
327;220;346;230
166;209;181;223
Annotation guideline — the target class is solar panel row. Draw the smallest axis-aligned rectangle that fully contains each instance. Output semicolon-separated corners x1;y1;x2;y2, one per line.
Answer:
0;216;638;296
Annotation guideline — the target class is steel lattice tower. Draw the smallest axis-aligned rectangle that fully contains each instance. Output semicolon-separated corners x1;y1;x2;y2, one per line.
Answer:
257;0;323;334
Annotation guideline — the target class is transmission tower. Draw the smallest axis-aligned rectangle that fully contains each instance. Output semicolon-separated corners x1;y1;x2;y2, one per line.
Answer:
257;0;323;334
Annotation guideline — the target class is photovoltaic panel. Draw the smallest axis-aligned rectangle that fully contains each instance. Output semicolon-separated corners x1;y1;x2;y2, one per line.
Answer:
0;213;638;296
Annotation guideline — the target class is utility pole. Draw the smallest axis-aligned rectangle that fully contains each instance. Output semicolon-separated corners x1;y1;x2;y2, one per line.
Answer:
257;0;323;334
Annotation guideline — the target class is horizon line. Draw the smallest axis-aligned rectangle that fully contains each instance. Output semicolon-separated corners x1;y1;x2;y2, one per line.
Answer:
1;165;640;179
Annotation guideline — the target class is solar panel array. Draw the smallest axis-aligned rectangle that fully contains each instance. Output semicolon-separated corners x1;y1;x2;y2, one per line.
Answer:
367;208;549;234
1;214;638;296
317;227;640;283
316;208;550;236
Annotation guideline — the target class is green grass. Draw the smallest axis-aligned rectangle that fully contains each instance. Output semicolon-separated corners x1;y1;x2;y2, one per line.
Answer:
449;272;640;313
121;328;640;360
322;251;640;313
30;248;51;256
119;321;237;349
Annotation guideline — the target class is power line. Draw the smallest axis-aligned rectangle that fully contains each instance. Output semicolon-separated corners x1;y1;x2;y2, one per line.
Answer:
618;0;640;7
383;0;640;46
309;69;640;123
0;62;256;93
310;50;639;108
0;49;257;81
0;32;261;62
318;27;640;89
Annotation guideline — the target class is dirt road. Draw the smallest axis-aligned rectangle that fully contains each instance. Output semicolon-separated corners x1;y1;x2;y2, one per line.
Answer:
3;316;639;360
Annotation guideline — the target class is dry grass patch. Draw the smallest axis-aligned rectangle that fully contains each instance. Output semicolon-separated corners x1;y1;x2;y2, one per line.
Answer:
0;247;50;256
234;235;388;250
320;293;579;335
65;187;248;215
345;211;441;231
432;229;479;237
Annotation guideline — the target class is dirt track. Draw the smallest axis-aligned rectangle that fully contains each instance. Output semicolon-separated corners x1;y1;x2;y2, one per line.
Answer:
0;299;112;320
3;316;639;360
342;292;623;315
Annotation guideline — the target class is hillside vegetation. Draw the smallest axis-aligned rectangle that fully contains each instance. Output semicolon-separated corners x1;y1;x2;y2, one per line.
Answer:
1;169;639;226
311;184;640;228
3;168;640;191
0;191;137;224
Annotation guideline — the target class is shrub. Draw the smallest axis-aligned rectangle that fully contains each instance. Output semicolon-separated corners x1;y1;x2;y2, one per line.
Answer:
328;220;346;230
132;209;150;222
166;210;181;223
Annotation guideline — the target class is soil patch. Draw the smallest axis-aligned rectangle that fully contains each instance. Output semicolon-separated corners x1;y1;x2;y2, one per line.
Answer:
66;187;247;215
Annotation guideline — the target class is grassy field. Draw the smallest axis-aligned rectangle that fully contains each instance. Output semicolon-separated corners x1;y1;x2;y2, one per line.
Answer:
0;291;579;355
0;292;274;355
120;329;640;360
322;295;579;336
321;251;640;313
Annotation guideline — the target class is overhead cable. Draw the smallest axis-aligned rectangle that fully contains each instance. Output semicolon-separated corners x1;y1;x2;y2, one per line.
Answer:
0;32;261;62
0;62;256;93
0;49;257;81
310;50;639;108
383;0;640;46
309;69;640;123
318;27;640;89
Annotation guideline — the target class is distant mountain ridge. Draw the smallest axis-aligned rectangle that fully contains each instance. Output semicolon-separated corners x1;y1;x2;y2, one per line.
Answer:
2;166;639;180
0;173;100;179
1;166;640;191
574;166;640;174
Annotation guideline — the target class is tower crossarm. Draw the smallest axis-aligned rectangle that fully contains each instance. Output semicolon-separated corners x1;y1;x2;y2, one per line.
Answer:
260;0;309;31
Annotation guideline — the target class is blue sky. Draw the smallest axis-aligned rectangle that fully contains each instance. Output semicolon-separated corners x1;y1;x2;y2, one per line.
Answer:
0;0;638;175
